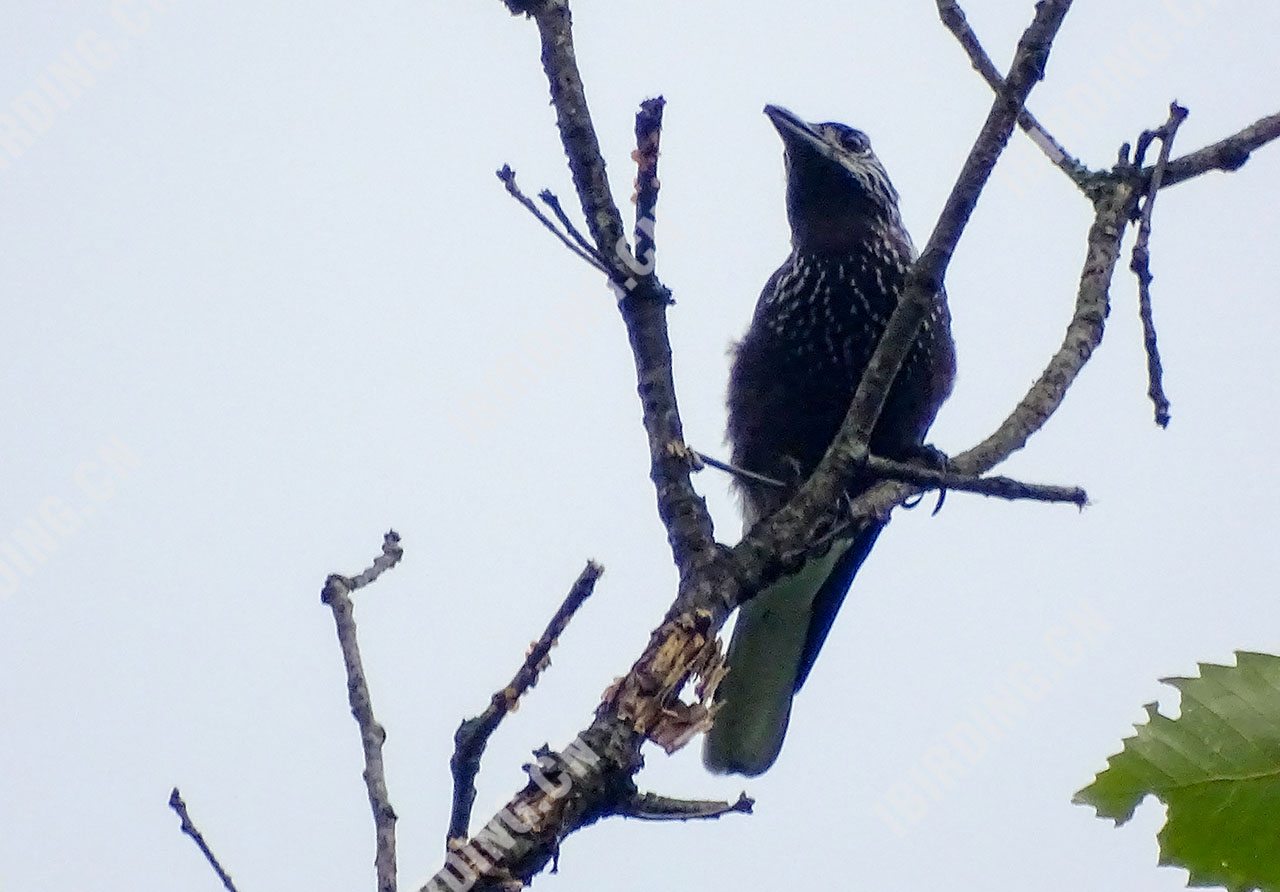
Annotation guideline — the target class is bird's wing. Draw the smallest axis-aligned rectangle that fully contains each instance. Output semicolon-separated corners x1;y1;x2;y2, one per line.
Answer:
794;521;884;690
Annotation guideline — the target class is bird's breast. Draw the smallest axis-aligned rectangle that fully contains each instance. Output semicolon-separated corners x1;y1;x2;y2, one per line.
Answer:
727;247;954;508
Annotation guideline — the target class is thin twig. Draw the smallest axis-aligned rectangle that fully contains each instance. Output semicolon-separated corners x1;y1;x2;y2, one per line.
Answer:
1129;102;1188;428
936;0;1090;185
497;165;610;273
693;449;1086;507
619;791;754;821
169;788;240;892
691;450;785;488
447;561;603;847
538;189;602;261
873;456;1087;506
321;530;404;892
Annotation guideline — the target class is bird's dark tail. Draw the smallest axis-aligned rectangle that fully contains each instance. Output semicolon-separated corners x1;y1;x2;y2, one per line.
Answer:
703;523;884;776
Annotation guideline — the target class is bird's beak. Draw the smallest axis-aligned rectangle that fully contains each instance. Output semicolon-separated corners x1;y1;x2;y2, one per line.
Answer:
764;104;825;155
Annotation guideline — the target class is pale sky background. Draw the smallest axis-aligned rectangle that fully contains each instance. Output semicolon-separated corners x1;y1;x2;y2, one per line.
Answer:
2;2;1279;890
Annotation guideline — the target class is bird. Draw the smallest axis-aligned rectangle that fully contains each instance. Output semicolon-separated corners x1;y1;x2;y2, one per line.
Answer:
703;105;957;776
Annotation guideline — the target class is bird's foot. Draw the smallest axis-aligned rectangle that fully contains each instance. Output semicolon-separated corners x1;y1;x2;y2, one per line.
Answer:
899;444;951;515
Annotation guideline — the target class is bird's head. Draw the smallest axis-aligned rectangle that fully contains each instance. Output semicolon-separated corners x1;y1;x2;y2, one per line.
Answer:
764;104;906;253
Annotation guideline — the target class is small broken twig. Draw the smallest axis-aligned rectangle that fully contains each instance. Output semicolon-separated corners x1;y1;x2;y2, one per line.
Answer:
447;560;603;847
619;791;754;821
1128;101;1188;428
633;96;665;271
169;788;240;892
321;530;404;892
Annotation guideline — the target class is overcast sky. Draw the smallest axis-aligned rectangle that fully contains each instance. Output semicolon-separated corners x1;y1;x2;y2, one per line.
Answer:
2;2;1279;890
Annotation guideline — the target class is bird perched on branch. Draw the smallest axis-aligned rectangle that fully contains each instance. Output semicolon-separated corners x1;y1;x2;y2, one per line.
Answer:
704;105;956;776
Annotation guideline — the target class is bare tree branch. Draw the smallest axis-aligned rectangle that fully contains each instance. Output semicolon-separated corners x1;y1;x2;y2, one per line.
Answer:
935;1;1280;200
1159;111;1280;188
520;1;720;578
321;530;404;892
960;189;1134;472
933;2;1280;435
1129;102;1189;428
526;2;628;263
169;788;240;892
447;561;602;846
873;455;1087;506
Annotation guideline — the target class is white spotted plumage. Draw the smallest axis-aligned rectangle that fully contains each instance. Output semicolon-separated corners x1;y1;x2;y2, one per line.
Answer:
707;106;957;777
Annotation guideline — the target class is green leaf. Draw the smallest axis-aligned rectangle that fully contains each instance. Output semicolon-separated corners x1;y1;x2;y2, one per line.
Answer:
1075;651;1280;892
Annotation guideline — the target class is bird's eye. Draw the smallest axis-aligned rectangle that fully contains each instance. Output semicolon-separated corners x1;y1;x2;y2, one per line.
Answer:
815;122;874;156
821;123;871;154
842;132;870;154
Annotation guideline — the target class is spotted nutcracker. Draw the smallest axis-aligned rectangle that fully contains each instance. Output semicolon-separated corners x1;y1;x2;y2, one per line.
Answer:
704;105;956;776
